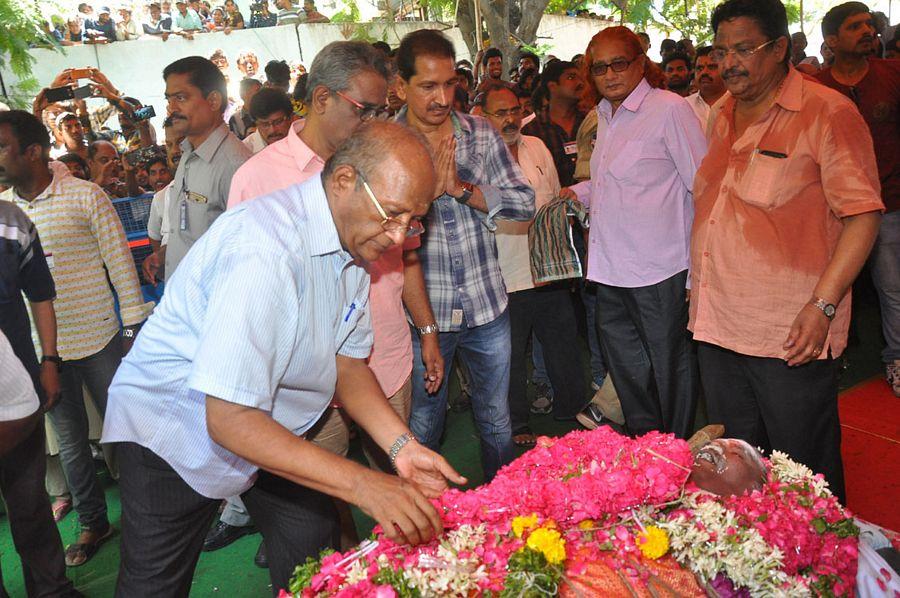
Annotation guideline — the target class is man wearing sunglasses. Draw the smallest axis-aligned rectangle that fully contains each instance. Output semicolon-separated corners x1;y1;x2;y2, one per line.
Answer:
223;41;444;565
103;121;466;596
689;0;884;504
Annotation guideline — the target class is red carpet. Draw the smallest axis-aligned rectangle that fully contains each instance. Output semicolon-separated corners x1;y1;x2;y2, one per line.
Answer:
839;377;900;532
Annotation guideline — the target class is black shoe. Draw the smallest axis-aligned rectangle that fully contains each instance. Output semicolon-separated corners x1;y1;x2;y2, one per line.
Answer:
202;520;255;552
254;541;268;568
576;404;605;430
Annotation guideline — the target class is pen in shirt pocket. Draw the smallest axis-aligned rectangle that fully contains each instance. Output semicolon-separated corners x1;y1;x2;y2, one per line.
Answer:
757;149;788;159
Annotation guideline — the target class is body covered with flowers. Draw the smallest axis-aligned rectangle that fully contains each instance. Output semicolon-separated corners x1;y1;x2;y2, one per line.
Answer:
284;428;859;597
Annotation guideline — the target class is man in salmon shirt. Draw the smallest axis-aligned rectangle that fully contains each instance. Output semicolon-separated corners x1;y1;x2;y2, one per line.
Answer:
221;40;444;565
689;0;884;504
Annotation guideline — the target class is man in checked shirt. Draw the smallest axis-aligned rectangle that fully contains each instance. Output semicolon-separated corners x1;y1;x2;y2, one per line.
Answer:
395;29;535;481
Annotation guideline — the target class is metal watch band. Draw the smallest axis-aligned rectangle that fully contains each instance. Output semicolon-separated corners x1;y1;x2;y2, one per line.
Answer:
388;432;416;471
811;297;836;320
417;323;439;335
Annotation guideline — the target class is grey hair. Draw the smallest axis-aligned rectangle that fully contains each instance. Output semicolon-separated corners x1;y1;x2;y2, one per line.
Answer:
322;120;433;188
305;41;391;104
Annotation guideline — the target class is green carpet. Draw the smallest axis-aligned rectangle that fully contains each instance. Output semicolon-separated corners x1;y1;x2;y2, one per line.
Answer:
0;297;886;597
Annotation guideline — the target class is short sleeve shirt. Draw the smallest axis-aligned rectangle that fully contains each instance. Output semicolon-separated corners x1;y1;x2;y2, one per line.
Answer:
689;68;884;360
0;202;55;379
165;123;252;275
103;176;372;498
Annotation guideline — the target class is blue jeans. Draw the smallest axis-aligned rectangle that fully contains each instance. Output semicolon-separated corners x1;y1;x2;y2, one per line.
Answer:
47;335;122;531
871;210;900;362
531;335;550;388
409;310;514;480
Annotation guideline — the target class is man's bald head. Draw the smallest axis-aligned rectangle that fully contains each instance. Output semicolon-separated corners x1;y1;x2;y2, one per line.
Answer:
690;438;768;497
323;120;436;264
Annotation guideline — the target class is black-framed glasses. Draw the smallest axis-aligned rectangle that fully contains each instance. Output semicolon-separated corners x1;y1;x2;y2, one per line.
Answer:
482;105;523;119
590;58;635;76
709;39;777;63
255;114;290;129
359;174;425;238
334;90;390;122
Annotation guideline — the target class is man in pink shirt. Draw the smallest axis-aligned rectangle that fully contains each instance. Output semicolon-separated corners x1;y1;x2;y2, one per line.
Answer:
216;41;444;563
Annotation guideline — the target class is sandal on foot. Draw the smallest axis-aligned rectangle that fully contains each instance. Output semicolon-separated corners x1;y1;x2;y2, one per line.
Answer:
65;525;114;567
52;497;73;522
513;429;537;448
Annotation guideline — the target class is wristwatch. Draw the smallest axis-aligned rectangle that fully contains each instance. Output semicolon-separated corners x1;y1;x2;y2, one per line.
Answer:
811;297;836;320
389;432;416;471
453;181;475;204
417;323;439;335
41;355;62;366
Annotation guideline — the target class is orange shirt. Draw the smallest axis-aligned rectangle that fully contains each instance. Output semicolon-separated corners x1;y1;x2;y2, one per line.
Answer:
689;68;884;360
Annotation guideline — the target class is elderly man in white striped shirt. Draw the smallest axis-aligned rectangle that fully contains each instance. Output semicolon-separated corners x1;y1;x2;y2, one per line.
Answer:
103;121;466;596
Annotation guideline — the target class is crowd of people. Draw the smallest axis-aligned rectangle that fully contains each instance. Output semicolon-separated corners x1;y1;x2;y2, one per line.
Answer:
38;0;329;45
0;0;898;595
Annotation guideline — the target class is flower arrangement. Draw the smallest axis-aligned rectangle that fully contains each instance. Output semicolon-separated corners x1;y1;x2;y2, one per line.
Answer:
284;430;859;597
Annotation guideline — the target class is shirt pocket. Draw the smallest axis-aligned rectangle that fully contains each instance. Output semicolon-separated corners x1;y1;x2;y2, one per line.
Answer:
606;139;669;182
735;151;789;210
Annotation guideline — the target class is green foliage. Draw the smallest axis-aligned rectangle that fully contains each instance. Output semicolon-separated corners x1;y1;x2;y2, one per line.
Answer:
0;0;62;106
330;0;362;23
500;548;562;597
287;548;335;594
372;566;421;597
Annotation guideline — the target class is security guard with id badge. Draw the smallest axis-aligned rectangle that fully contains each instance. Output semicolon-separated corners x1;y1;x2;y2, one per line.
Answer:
159;57;252;277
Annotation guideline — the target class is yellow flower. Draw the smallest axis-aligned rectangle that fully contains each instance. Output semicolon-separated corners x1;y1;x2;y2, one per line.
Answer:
511;514;539;538
635;525;669;560
578;519;595;531
526;527;567;565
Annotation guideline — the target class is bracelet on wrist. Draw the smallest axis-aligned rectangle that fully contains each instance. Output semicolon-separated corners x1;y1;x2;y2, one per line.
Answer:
388;432;416;472
417;323;439;335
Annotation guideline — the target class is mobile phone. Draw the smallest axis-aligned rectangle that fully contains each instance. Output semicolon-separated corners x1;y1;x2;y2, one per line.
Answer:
45;86;75;103
69;68;93;80
72;85;94;100
125;146;162;167
133;105;156;121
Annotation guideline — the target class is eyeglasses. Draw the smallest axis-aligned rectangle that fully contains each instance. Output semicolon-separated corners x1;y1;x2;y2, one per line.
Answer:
334;90;390;122
359;175;424;238
709;39;778;63
589;57;635;76
482;105;523;119
255;114;289;129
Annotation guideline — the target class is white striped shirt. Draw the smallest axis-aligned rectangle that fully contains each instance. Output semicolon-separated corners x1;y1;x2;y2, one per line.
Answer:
102;176;373;498
0;330;39;422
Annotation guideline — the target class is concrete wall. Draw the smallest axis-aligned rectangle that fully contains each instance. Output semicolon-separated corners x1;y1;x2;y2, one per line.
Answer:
4;15;610;130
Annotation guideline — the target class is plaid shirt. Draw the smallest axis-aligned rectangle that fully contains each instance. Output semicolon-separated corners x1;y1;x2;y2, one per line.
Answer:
522;109;586;187
396;109;535;331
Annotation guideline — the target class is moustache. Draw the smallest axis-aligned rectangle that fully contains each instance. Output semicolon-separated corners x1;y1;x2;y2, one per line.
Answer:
428;102;449;112
700;75;713;83
859;35;874;44
502;124;519;134
169;113;188;121
723;68;748;79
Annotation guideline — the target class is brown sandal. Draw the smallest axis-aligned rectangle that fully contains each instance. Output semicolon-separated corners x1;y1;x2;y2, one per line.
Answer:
65;524;114;567
513;429;537;448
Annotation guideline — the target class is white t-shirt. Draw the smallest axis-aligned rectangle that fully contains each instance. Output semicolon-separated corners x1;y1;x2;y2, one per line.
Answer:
0;331;39;422
242;130;267;154
494;134;561;293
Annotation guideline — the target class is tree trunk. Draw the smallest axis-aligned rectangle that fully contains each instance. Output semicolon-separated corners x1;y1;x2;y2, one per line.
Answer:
455;0;478;62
